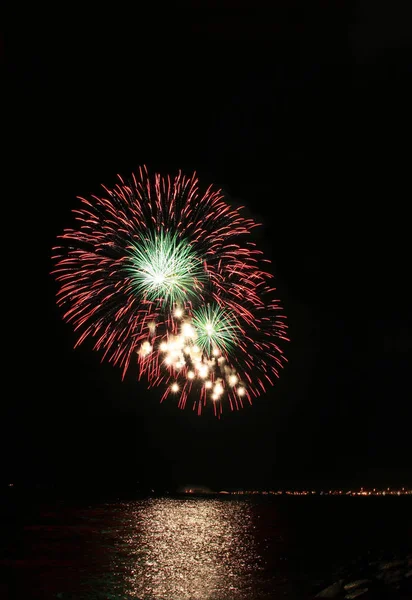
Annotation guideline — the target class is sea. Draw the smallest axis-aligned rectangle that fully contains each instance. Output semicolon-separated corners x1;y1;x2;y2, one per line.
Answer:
1;492;411;599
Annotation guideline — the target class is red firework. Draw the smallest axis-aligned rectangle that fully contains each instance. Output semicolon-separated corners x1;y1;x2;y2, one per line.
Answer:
52;166;288;415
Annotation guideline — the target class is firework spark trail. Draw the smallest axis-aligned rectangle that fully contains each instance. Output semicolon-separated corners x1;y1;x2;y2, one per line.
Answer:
52;166;288;414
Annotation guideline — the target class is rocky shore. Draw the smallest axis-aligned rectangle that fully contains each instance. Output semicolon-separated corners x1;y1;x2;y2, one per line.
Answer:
315;552;412;599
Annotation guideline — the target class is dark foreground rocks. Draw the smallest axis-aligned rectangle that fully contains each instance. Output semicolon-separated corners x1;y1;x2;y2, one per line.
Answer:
314;552;412;599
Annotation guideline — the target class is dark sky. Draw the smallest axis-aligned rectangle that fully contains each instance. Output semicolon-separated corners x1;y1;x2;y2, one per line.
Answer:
6;2;412;492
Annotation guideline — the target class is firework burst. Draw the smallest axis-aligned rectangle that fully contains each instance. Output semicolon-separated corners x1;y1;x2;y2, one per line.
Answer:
191;303;239;356
52;166;288;415
126;229;205;306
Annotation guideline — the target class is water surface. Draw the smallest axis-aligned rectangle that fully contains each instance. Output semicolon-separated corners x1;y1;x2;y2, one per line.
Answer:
2;495;411;599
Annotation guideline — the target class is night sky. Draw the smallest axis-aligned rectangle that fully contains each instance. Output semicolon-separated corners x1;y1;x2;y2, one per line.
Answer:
6;2;412;492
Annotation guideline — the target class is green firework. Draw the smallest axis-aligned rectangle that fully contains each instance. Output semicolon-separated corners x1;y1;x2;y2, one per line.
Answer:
127;230;205;305
192;303;239;356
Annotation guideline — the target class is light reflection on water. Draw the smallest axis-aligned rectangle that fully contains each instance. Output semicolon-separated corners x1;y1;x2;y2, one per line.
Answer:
122;498;262;599
6;496;411;599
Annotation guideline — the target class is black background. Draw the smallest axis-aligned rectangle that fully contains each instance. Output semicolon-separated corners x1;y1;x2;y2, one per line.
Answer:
6;1;412;492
